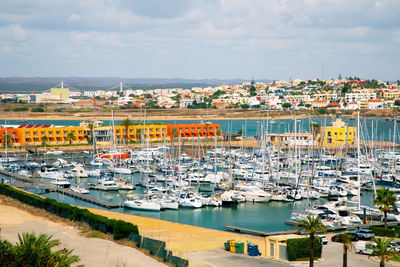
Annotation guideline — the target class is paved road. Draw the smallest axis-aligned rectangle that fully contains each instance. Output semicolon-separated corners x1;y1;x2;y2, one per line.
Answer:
185;241;399;267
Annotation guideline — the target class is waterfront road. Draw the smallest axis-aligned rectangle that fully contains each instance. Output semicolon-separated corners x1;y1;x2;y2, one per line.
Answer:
185;241;400;267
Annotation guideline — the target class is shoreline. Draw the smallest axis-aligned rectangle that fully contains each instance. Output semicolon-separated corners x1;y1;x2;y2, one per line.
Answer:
2;108;393;121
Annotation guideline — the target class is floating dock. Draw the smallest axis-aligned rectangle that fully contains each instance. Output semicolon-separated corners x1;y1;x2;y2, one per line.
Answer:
226;220;400;237
0;169;121;209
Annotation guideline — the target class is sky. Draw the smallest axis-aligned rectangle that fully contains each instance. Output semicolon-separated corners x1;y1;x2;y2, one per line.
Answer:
0;0;399;81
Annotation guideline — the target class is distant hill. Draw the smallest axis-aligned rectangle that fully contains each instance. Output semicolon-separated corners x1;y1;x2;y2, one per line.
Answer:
0;77;272;93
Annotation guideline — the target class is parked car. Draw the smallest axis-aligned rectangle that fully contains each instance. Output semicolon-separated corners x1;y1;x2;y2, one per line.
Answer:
331;233;359;242
355;241;374;255
319;235;328;245
351;229;375;240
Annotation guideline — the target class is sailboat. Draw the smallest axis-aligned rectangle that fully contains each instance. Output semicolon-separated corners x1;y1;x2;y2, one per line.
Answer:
0;113;19;163
94;110;130;160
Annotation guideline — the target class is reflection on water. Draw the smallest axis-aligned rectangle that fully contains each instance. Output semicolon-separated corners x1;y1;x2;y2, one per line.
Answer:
32;190;375;233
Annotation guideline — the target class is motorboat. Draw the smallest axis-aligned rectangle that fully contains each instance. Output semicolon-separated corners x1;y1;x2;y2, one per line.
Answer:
236;184;271;202
86;169;101;177
45;150;64;156
50;178;70;188
70;184;90;194
38;167;64;179
92;179;119;191
178;192;202;208
220;190;245;206
110;167;132;175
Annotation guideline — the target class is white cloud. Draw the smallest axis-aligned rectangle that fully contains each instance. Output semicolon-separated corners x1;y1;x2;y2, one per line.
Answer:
68;13;81;22
0;0;399;79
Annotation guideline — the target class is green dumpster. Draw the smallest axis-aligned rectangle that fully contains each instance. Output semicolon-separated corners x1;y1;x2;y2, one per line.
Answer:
224;241;230;251
235;242;244;254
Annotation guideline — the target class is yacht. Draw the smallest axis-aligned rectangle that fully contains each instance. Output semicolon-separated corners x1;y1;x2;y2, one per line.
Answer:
50;178;70;188
178;192;202;208
38;167;64;179
70;184;90;194
236;184;271;202
220;190;245;206
92;179;119;191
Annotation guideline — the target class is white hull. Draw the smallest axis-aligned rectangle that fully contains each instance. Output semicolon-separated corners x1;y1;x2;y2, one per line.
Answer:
124;200;161;211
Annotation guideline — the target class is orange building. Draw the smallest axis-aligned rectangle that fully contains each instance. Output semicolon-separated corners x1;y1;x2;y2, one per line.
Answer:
0;127;21;146
166;123;221;139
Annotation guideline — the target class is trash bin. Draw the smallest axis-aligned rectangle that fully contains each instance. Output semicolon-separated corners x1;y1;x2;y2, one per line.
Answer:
224;241;230;251
235;242;244;254
248;244;261;256
229;240;236;253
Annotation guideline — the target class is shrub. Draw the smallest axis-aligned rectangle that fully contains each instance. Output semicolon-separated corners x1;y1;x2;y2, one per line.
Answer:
31;107;45;112
287;237;322;261
12;107;29;112
0;184;138;240
369;226;397;237
113;220;139;240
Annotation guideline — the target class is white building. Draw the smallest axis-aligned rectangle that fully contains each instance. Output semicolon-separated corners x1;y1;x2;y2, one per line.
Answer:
345;92;376;103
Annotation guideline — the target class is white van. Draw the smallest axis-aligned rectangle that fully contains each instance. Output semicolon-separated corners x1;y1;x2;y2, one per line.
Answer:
355;241;374;255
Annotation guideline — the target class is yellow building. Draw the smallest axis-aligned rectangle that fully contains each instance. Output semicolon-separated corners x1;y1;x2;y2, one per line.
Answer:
319;118;357;147
17;125;86;146
114;124;167;142
85;124;168;144
265;234;304;260
51;87;70;99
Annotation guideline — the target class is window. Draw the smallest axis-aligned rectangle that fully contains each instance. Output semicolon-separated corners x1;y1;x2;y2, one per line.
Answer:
349;132;352;135
327;131;331;137
33;132;37;136
25;132;29;136
41;132;45;136
116;130;120;133
48;131;53;135
64;131;67;135
56;131;60;135
78;131;82;134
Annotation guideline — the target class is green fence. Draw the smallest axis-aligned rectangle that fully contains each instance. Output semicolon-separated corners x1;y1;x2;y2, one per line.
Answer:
128;234;189;267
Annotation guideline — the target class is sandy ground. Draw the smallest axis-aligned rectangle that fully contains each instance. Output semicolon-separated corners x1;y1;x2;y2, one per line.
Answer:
0;203;166;267
4;108;392;122
87;208;267;259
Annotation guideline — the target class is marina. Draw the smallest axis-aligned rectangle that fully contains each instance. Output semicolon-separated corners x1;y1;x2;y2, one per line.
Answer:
1;115;400;234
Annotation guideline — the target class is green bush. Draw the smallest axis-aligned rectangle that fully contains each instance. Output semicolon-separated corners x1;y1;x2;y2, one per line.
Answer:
113;220;139;240
0;184;138;239
12;107;29;112
369;226;397;237
31;107;45;112
287;237;322;261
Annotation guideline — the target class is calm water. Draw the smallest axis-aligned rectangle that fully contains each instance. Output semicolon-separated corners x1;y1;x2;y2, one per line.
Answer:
1;116;393;232
7;117;400;142
32;190;375;232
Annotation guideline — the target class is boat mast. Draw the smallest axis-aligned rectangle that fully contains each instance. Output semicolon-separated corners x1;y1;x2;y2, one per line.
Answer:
4;112;8;162
357;111;361;210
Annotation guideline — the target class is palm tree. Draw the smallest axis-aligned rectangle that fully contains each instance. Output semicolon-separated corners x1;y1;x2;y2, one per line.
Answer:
66;132;75;145
297;215;327;267
342;232;355;267
2;132;13;146
368;237;400;267
375;188;397;228
41;135;48;146
87;122;95;144
13;232;80;266
120;118;132;146
136;128;143;142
